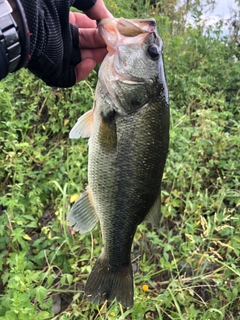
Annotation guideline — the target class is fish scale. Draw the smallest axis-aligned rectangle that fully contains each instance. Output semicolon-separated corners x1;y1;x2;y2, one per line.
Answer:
67;17;169;307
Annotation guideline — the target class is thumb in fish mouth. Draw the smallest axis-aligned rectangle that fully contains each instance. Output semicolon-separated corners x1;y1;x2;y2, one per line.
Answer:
97;17;156;55
98;17;155;36
117;18;151;37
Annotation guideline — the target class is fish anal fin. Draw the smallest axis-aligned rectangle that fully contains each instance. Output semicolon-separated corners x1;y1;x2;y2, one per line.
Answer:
144;194;161;228
67;189;98;233
69;108;93;139
85;254;133;308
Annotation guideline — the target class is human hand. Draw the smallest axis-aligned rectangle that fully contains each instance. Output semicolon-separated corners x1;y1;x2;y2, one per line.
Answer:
70;1;113;82
21;0;112;87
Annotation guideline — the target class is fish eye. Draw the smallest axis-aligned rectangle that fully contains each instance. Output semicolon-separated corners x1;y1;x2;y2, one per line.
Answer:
147;44;160;60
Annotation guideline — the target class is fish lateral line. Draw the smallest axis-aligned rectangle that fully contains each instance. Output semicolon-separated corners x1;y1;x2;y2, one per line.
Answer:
67;16;169;309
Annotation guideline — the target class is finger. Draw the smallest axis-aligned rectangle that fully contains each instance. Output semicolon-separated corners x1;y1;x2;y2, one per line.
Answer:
78;28;106;49
75;47;109;82
69;12;96;28
81;48;108;64
75;59;96;82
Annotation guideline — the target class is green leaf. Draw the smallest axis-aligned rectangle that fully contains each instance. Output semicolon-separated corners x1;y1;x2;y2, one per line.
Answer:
35;286;48;305
35;311;52;320
66;274;73;286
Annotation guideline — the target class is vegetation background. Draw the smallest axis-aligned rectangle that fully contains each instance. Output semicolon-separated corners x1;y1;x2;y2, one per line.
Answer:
0;0;239;319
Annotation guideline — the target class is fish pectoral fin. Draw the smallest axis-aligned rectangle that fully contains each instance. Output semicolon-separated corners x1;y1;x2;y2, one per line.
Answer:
69;109;93;139
67;189;98;233
144;194;161;228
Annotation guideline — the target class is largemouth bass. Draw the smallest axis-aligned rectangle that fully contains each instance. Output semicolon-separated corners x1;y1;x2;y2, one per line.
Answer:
68;17;169;308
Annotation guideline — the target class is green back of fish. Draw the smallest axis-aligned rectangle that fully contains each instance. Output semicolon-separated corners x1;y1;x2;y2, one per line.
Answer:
88;85;169;267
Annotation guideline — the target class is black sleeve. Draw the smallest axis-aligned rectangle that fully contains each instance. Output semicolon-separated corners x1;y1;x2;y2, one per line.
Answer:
74;0;97;11
20;0;97;87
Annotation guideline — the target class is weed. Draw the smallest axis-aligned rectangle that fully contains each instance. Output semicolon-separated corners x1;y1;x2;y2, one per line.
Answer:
0;1;239;319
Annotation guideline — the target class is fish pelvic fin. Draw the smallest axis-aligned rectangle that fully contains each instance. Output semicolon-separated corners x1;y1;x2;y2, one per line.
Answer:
69;108;93;139
67;189;98;233
85;255;134;308
144;195;161;228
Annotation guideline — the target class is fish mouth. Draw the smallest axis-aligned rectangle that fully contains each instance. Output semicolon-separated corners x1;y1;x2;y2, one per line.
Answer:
98;18;157;55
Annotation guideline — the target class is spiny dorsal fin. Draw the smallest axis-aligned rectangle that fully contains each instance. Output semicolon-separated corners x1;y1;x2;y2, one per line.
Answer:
67;189;98;233
144;195;161;228
69;109;93;139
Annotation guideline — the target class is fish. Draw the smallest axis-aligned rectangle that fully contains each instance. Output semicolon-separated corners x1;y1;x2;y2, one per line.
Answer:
67;17;169;308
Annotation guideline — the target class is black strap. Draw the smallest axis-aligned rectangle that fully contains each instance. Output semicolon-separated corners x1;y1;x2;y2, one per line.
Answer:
0;38;9;79
0;0;21;75
12;0;30;69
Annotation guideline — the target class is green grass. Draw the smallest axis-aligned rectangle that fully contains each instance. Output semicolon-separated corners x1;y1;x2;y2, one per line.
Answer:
0;1;240;319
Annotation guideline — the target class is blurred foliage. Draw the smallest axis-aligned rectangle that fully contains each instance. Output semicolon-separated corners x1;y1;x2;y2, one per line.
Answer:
0;0;240;319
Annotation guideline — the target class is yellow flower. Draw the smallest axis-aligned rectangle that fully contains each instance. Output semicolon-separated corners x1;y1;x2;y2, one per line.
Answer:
198;205;202;209
23;234;32;241
142;284;149;292
70;194;79;203
64;119;69;126
109;311;115;316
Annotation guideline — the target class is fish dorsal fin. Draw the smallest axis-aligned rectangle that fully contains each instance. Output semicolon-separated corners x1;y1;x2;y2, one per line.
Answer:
144;194;161;228
67;189;98;233
69;109;93;139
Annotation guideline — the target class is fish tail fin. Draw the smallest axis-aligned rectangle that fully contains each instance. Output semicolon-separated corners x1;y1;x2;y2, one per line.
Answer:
85;254;134;308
